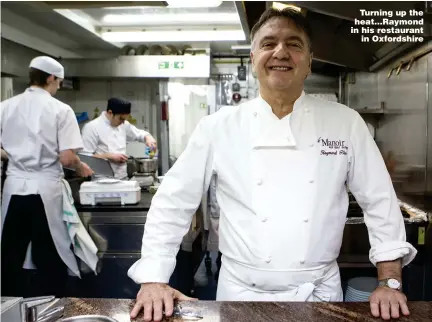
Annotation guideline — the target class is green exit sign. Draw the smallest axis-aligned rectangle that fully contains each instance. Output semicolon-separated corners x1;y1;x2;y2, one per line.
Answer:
174;61;184;69
158;62;169;69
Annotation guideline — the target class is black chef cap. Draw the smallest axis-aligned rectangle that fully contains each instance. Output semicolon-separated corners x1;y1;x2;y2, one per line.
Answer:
107;97;131;114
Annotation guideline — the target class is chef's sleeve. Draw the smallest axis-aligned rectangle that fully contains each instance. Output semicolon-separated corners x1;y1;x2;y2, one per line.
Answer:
125;121;151;143
81;123;99;154
127;117;214;284
58;107;83;152
347;113;417;267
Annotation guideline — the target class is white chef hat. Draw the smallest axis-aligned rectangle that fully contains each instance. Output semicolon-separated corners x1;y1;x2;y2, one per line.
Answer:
29;56;64;79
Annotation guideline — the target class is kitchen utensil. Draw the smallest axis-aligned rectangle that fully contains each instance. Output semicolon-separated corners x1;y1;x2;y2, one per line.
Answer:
62;315;118;322
133;157;158;174
164;304;203;321
77;153;114;178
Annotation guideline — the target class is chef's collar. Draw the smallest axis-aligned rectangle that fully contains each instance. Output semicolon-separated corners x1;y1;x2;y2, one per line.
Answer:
101;111;112;125
258;90;306;117
26;87;50;95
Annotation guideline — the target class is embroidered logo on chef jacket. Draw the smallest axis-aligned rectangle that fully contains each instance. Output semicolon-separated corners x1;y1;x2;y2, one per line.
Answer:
317;137;348;156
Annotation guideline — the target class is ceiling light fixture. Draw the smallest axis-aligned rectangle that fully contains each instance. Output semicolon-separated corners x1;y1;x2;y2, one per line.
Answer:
101;30;246;43
231;45;251;50
102;13;240;25
272;2;302;12
166;0;223;8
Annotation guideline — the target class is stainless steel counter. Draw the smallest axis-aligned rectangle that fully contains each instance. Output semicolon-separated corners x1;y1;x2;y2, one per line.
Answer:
74;191;204;299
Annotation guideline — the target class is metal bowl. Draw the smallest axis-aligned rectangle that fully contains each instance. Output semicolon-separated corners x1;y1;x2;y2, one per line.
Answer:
135;158;158;173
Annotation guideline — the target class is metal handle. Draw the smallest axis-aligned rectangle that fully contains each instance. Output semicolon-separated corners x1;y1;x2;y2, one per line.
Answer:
37;306;64;322
20;296;55;322
396;62;403;75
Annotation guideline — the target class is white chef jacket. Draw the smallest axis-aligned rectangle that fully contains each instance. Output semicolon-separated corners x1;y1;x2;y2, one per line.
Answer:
1;87;84;273
128;92;417;300
81;112;151;179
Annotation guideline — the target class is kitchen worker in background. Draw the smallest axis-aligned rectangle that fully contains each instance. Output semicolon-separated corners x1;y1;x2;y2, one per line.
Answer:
193;174;221;287
1;56;93;297
81;97;157;180
128;8;417;322
1;148;8;193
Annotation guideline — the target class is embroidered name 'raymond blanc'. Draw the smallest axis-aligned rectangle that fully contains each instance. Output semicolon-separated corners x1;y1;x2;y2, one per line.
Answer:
318;137;348;156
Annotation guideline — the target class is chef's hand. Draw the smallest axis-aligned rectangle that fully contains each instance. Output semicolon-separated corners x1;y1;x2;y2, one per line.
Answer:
76;162;94;178
130;283;196;322
145;135;157;151
108;153;128;163
369;286;409;320
1;149;8;161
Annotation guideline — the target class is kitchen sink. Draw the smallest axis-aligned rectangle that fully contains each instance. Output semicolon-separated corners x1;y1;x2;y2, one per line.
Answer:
62;316;118;322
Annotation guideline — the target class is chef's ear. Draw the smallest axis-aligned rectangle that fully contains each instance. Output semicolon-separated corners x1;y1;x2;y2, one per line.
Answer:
308;52;313;76
47;74;56;84
250;51;257;76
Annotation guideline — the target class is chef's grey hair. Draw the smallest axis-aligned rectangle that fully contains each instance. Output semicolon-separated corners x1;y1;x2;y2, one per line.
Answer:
250;8;313;52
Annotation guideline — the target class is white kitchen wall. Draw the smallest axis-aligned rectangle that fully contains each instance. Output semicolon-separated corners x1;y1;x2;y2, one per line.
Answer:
55;79;160;157
211;60;259;105
167;82;215;158
1;77;14;101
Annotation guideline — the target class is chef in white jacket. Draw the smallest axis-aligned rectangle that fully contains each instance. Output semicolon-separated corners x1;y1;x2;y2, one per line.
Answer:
0;56;93;297
81;97;157;180
128;8;417;322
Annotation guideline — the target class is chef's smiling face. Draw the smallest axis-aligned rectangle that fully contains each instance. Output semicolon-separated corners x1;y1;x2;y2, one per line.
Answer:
251;17;312;91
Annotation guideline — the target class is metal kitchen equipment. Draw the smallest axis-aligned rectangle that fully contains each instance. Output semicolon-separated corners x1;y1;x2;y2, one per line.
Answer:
0;295;64;322
62;315;119;322
77;153;114;178
1;297;22;322
75;154;142;206
129;156;159;190
79;179;141;206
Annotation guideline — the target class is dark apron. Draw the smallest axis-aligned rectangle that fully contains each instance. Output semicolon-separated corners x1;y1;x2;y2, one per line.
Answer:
1;159;8;194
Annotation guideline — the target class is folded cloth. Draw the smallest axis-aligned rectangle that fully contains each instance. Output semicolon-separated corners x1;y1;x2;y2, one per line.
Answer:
62;179;99;277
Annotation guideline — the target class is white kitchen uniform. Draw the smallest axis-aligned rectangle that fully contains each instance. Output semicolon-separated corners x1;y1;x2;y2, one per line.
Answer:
1;87;84;275
128;92;417;301
81;112;151;180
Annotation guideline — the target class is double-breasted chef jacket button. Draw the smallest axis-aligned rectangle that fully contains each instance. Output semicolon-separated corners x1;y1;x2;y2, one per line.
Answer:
305;108;310;113
253;112;257;117
265;257;272;263
309;179;314;183
300;260;305;264
304;218;309;223
256;179;263;185
261;217;268;222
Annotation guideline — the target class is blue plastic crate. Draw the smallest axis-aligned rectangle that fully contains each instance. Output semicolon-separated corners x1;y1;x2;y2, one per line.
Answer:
76;112;89;124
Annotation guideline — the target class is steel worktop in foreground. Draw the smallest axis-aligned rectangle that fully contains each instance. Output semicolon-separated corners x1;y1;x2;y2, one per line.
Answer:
57;298;432;322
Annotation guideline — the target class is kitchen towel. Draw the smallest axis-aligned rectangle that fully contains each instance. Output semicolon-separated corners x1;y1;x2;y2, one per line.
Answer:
62;179;99;277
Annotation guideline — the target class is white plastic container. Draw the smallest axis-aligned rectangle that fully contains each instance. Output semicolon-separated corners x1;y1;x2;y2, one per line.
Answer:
79;179;141;206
